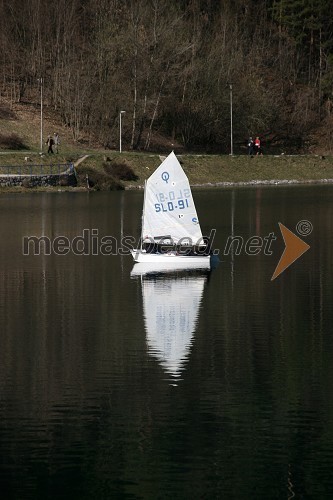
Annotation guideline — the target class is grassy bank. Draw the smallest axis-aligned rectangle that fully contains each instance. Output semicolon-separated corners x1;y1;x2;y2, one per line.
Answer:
1;150;333;192
116;152;333;187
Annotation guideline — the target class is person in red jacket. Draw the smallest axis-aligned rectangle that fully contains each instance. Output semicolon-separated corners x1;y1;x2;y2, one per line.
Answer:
254;136;262;155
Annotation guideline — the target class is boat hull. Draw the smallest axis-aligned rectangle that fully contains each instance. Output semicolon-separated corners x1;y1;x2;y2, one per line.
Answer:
131;249;210;267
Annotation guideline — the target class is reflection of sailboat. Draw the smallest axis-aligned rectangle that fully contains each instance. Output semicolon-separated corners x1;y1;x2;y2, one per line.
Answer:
132;265;207;380
131;152;211;268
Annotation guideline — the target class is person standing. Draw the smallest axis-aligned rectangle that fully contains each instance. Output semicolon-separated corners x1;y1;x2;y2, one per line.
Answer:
247;137;254;155
53;132;60;153
46;135;54;154
254;136;261;155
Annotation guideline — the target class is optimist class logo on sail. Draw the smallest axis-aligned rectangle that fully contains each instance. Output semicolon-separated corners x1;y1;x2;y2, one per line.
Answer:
161;171;169;183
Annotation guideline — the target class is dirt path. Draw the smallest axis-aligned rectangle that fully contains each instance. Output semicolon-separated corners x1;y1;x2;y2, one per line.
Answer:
74;155;90;167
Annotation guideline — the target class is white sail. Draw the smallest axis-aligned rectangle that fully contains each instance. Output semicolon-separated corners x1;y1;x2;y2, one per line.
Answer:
141;273;206;379
142;152;204;246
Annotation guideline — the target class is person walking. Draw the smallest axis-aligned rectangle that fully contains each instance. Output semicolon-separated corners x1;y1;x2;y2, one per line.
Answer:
46;135;54;154
254;136;262;155
247;137;254;156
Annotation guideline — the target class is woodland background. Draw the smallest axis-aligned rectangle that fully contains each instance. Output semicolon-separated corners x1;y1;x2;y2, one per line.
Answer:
1;0;333;154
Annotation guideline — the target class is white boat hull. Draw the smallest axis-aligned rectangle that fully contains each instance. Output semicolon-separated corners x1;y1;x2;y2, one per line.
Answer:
131;249;210;267
131;262;210;277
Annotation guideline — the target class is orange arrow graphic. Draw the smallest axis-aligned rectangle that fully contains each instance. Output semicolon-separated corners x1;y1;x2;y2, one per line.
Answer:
271;223;310;280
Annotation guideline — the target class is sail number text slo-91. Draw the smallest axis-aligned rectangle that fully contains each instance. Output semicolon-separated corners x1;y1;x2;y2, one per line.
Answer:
154;189;191;212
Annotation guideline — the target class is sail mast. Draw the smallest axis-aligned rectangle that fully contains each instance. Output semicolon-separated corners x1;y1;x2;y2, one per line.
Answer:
140;180;147;250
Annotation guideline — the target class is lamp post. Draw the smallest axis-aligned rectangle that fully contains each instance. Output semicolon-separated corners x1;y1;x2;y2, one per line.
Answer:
119;110;125;152
38;77;43;153
229;83;233;156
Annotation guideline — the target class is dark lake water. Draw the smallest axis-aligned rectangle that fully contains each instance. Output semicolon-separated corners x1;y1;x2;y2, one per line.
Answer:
0;185;333;499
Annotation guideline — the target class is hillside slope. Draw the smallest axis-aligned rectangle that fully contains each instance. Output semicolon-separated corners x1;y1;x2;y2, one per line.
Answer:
0;97;82;152
2;97;333;193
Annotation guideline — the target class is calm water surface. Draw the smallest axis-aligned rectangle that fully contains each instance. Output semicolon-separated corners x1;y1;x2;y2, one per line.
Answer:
0;186;333;499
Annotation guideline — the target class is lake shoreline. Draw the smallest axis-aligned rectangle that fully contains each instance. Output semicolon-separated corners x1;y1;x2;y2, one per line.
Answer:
2;152;333;192
125;177;333;190
1;176;333;194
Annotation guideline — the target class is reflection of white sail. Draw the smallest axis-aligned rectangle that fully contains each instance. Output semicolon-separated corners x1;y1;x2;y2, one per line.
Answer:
135;270;207;380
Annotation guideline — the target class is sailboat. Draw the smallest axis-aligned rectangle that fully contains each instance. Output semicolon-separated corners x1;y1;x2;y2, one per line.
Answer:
131;152;211;268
